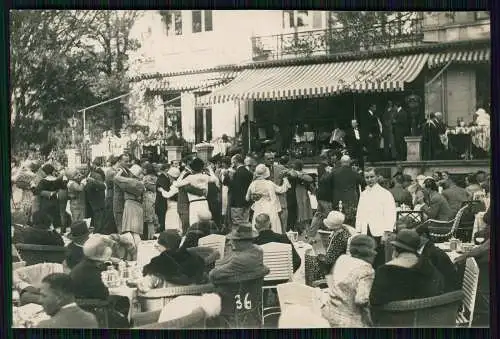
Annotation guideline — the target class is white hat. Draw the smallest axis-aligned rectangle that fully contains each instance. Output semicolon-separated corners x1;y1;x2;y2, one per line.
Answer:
83;235;113;262
254;164;270;180
167;167;180;179
323;211;345;229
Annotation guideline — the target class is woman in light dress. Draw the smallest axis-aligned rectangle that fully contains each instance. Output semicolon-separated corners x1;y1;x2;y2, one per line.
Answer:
246;164;290;234
174;157;219;227
159;167;182;233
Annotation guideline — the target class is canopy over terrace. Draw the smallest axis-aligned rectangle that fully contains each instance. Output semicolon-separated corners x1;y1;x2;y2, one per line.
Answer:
196;54;429;105
427;48;490;68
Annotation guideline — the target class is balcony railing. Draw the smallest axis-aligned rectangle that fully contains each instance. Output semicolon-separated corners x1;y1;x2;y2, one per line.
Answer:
251;18;425;61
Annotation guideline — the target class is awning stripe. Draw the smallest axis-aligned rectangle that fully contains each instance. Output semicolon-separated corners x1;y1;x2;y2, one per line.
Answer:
142;70;238;93
197;54;429;105
428;48;490;68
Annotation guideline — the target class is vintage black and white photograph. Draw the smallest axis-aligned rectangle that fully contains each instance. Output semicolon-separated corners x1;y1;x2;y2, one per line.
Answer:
10;10;490;329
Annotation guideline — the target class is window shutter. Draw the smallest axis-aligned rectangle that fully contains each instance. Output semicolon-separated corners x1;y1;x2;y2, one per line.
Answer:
205;109;213;141
312;12;323;29
195;108;204;143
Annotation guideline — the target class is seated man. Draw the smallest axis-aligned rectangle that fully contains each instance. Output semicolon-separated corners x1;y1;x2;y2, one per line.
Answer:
139;230;206;292
253;213;301;272
37;273;98;328
181;210;218;250
70;235;113;301
13;211;64;246
208;223;270;328
64;220;90;270
370;230;445;309
13;262;65;306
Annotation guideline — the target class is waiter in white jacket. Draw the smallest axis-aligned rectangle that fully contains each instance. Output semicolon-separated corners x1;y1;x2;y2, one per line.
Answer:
355;167;397;268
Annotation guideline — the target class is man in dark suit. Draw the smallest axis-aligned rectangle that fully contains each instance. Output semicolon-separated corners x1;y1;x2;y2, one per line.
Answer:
223;154;253;227
392;101;410;160
344;120;365;170
420;178;453;222
253;213;301;272
441;175;469;216
363;103;383;162
383;100;397;160
331;155;363;225
390;174;413;208
36;273;98;328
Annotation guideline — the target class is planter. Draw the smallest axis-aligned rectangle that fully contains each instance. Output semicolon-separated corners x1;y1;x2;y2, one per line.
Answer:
165;146;184;163
404;136;423;162
194;143;214;163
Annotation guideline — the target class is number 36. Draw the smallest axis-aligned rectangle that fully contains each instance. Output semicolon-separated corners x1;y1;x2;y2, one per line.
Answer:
234;293;252;310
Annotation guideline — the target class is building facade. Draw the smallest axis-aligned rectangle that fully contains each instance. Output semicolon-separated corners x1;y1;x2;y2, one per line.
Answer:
127;11;490;166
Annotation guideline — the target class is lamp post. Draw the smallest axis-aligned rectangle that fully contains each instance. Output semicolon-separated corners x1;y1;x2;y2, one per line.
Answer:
68;117;78;146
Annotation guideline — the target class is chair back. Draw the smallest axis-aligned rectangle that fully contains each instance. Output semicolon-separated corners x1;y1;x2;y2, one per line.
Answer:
137;307;207;329
76;298;111;328
198;234;226;259
14;243;67;266
427;203;469;241
317;230;333;251
138;283;215;312
213;278;264;328
457;257;480;327
276;282;316;311
372;290;464;327
260;242;293;283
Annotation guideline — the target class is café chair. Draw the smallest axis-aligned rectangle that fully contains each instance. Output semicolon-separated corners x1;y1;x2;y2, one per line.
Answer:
456;257;480;327
14;244;67;266
134;307;208;329
76;298;111;328
371;290;464;327
456;200;486;243
260;242;293;325
137;283;216;312
198;234;226;259
211;277;264;328
418;204;469;243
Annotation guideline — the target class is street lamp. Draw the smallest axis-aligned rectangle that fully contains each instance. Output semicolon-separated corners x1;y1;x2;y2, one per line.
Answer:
68;116;78;146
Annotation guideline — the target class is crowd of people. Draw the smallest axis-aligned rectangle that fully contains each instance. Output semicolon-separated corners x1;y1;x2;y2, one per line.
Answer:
10;145;490;328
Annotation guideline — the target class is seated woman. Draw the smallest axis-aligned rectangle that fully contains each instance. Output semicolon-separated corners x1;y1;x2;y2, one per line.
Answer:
139;230;207;293
320;235;377;327
317;211;352;271
369;229;445;308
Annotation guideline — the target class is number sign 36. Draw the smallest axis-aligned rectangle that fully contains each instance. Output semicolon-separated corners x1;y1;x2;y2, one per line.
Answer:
234;293;252;310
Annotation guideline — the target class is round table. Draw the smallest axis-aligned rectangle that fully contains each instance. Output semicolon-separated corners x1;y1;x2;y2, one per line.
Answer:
291;242;314;285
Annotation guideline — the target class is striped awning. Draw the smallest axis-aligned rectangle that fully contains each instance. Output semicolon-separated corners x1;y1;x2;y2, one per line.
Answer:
143;70;238;93
428;49;490;68
197;54;428;105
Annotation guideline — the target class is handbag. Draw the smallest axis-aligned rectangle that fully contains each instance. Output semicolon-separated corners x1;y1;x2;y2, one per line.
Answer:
304;248;322;287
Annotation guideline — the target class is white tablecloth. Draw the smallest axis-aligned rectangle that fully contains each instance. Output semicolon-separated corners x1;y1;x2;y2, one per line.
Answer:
292;242;314;285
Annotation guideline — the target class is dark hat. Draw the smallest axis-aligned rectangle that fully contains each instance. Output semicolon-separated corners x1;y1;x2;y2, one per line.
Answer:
94;168;105;181
31;211;52;230
67;220;90;242
157;230;182;250
349;234;377;260
41;163;55;175
227;223;258;240
189;157;205;172
391;229;421;254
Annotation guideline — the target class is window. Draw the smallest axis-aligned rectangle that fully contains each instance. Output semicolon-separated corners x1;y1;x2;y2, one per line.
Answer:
192;10;213;33
194;108;213;143
163;10;182;36
283;10;310;28
475;11;490;20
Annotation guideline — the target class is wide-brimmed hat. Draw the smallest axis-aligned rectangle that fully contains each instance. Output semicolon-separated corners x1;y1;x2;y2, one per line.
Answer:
390;229;421;254
167;167;181;179
67;220;90;242
227;223;258;240
323;211;345;229
254;164;270;180
83;236;113;262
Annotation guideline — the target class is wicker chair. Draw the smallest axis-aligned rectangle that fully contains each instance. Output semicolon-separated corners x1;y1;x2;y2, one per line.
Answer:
371;290;464;327
14;243;67;266
137;283;216;312
198;234;226;259
417;203;469;243
134;306;207;329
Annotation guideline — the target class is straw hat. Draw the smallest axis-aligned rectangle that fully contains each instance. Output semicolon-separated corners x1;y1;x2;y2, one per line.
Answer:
83;236;113;262
254;164;270;180
323;211;345;229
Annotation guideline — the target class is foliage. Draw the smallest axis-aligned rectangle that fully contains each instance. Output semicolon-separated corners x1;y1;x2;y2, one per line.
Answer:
10;10;143;153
